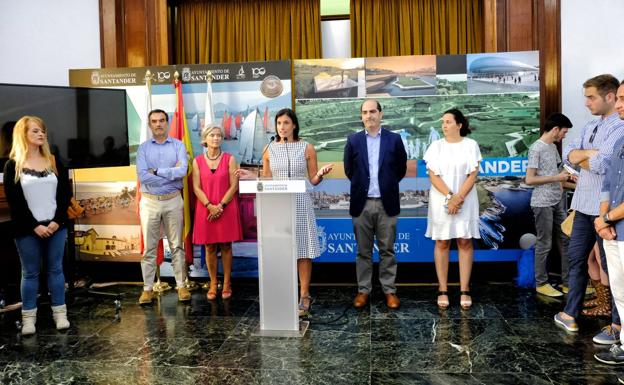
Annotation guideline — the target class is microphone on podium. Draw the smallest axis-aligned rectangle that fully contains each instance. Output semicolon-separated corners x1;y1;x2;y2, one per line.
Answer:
257;136;275;178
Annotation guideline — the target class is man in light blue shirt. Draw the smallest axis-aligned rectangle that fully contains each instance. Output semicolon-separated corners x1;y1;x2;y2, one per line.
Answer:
136;109;190;305
555;75;624;345
593;81;624;365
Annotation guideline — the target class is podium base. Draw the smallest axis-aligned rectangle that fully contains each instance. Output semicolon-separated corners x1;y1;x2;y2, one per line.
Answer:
252;320;309;338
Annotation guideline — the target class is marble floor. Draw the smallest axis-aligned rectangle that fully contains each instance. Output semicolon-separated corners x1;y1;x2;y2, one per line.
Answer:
0;283;622;385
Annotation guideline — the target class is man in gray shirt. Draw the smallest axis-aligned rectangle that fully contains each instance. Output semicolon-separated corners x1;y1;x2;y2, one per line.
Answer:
525;113;573;297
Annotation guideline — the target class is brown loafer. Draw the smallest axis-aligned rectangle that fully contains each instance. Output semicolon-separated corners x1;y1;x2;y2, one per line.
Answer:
353;292;369;308
385;293;400;309
139;290;154;305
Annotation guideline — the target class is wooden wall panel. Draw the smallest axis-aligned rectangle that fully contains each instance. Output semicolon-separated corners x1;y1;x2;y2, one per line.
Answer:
506;0;536;51
99;0;168;68
537;0;561;127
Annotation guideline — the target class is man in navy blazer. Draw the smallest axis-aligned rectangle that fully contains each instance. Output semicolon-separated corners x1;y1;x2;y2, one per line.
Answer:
344;99;407;309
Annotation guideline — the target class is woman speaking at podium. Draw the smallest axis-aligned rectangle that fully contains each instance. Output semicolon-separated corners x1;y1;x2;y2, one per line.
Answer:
3;116;71;335
237;108;332;317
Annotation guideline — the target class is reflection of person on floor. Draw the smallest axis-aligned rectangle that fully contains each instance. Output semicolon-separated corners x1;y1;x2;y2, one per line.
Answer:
136;109;190;305
424;109;481;311
593;81;624;364
525;113;573;298
554;75;624;344
345;99;406;310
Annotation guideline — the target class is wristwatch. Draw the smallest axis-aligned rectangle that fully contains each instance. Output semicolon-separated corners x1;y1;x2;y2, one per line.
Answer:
220;201;227;208
604;212;615;224
445;191;453;202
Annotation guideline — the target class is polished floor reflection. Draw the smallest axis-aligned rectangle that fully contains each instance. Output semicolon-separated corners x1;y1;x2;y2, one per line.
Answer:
0;283;622;384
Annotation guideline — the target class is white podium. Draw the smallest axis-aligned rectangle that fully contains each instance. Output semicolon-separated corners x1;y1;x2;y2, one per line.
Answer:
239;178;309;337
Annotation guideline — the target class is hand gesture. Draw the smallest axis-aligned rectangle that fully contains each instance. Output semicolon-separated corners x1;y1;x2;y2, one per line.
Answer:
235;168;255;179
317;164;334;177
598;226;616;241
34;225;53;238
557;170;570;182
207;204;223;221
47;221;59;234
594;216;609;232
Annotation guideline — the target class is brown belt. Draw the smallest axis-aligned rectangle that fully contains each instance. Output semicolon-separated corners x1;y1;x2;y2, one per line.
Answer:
142;191;180;201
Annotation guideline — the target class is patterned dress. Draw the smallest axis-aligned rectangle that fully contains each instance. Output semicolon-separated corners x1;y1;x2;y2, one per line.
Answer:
268;140;320;259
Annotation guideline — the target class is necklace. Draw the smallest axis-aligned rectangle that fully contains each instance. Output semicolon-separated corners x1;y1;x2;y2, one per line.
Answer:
206;150;221;161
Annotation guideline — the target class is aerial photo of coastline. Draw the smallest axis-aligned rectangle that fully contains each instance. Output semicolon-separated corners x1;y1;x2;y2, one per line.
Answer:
365;55;437;97
296;93;540;163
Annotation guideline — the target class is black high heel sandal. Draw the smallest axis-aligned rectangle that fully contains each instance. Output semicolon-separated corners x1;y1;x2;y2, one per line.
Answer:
460;291;472;310
437;291;449;309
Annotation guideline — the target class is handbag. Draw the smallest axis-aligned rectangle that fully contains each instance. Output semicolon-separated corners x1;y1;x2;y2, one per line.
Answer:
561;209;575;237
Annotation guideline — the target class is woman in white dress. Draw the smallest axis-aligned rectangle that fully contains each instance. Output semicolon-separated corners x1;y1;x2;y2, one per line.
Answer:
423;108;482;310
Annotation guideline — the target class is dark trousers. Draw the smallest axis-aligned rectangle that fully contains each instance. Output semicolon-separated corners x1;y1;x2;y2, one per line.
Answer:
563;211;620;325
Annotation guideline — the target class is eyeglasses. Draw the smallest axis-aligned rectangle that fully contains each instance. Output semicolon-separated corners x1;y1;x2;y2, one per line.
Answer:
589;125;599;144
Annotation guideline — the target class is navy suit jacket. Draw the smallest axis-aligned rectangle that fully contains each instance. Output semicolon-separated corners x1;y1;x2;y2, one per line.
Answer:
343;128;407;217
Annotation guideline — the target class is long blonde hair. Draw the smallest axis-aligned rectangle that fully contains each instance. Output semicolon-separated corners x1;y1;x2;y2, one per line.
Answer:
10;116;55;182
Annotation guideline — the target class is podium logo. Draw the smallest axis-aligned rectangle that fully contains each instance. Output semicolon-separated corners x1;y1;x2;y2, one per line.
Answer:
256;181;263;192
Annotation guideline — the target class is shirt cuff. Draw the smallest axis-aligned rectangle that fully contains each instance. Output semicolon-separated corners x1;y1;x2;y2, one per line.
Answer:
600;191;610;203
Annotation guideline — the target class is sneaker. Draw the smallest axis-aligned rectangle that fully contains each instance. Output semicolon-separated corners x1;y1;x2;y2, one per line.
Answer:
561;285;569;294
536;283;564;297
178;287;191;302
594;344;624;365
139;290;154;305
554;312;579;332
594;325;621;345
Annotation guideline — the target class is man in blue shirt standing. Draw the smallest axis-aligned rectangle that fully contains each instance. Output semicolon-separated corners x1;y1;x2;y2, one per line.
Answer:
594;80;624;365
136;109;191;304
344;99;407;309
554;75;624;345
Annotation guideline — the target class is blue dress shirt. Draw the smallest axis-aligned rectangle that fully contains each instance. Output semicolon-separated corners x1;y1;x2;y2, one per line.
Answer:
366;128;381;198
564;112;624;215
601;135;624;241
136;136;188;195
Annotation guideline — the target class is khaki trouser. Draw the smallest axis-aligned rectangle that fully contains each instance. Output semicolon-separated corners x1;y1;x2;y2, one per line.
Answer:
140;194;186;290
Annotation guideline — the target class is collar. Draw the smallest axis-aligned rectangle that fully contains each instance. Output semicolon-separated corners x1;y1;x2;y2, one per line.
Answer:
365;127;383;138
150;136;172;144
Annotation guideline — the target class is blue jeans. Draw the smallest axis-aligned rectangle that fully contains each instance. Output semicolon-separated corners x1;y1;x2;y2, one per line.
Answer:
15;228;67;310
563;212;620;325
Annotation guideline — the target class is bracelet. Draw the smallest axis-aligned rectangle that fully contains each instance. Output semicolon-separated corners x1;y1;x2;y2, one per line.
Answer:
220;201;227;208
